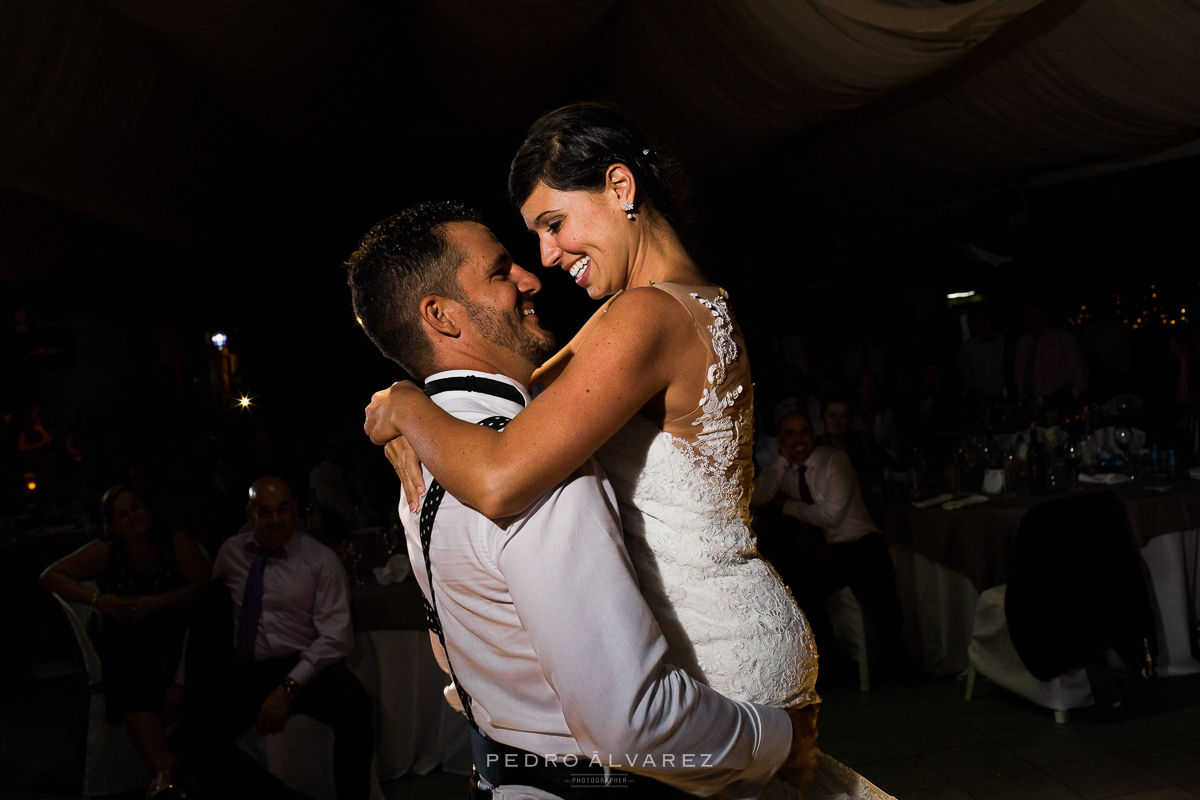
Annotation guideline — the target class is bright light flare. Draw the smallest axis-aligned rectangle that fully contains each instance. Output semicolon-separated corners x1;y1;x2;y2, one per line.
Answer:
211;332;228;349
26;481;36;491
946;291;976;300
238;396;252;408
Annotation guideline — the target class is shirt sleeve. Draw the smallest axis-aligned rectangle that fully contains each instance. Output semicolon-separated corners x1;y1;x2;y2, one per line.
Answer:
496;461;791;798
782;451;854;530
751;456;790;506
287;546;354;687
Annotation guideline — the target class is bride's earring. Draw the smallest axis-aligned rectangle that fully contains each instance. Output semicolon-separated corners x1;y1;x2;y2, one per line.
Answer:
622;202;635;220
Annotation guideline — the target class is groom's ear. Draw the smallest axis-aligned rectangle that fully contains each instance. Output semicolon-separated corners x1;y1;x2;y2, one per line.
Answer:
418;295;462;339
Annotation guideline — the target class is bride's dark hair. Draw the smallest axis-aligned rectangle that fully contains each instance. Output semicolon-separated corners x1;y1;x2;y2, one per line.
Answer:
508;103;694;244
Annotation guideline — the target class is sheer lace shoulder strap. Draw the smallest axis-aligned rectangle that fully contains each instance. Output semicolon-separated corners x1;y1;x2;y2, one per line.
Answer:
648;282;748;419
648;283;755;515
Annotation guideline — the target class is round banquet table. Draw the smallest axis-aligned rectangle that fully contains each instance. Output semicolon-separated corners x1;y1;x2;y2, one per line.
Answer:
882;480;1200;677
347;577;472;779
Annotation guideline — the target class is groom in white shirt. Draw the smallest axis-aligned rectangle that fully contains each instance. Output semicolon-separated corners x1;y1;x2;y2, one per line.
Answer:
347;201;817;799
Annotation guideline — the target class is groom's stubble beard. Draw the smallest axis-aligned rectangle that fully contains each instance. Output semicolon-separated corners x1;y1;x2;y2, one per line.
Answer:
461;298;557;369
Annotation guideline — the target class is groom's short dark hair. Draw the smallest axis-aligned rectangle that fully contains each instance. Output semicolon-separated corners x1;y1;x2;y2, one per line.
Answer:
346;201;484;377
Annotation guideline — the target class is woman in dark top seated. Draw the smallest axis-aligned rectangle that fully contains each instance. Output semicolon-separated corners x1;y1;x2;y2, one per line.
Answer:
41;485;209;799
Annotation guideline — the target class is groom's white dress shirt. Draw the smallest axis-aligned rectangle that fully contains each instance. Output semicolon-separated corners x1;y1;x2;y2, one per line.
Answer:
399;369;792;798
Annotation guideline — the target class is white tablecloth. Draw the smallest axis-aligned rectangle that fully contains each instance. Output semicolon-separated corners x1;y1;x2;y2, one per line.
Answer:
889;530;1200;677
347;629;473;779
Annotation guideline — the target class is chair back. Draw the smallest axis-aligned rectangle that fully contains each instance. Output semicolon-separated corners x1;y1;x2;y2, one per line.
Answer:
51;592;103;685
1005;490;1156;680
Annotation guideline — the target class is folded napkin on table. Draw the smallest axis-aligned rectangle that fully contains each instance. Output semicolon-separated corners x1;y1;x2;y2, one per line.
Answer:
372;554;412;585
943;494;989;511
912;493;953;509
1078;473;1131;485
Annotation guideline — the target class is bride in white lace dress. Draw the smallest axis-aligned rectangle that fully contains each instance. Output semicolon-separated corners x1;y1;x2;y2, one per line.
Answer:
366;103;891;800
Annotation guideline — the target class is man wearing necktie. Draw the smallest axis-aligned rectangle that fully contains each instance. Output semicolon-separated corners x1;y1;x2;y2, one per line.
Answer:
167;476;372;800
752;411;914;685
347;203;818;799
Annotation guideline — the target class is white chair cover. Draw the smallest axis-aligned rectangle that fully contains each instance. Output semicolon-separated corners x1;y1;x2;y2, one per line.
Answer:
1140;529;1200;676
826;586;872;690
348;630;472;779
51;592;155;797
889;545;979;676
968;585;1093;712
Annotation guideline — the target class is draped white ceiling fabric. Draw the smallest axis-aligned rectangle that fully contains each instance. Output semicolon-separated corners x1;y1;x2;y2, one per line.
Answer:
603;0;1048;166
2;0;1199;241
782;0;1200;215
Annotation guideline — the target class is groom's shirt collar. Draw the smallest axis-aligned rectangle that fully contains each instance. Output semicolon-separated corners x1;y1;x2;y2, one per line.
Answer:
421;369;530;417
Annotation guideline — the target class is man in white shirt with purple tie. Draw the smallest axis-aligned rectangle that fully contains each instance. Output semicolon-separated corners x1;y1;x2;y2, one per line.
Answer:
348;201;818;799
167;476;373;800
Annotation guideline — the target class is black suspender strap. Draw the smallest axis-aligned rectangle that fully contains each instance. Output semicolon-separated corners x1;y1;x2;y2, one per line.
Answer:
423;376;527;408
419;414;511;730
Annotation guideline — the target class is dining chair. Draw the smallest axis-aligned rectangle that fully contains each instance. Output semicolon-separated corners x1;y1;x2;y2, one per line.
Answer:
51;591;155;796
964;490;1157;721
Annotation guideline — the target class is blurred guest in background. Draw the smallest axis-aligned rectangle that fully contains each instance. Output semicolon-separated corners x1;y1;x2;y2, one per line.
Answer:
818;398;892;481
167;476;372;800
1014;302;1088;411
1079;294;1132;401
40;486;210;797
913;362;962;435
958;305;1006;403
17;404;56;479
773;366;819;433
309;433;376;536
753;410;914;684
851;370;900;460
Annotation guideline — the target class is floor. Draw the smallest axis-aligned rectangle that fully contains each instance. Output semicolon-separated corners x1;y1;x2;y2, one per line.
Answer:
3;667;1199;800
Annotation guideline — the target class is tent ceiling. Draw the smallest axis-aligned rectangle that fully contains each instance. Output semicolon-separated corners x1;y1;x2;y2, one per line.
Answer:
2;0;1199;251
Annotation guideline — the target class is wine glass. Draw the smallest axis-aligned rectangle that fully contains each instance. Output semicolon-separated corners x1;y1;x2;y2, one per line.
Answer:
341;540;364;586
1114;428;1133;476
376;526;399;558
1063;438;1082;489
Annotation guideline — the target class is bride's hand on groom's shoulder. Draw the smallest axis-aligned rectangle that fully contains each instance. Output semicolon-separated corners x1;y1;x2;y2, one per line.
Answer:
364;381;421;445
779;704;820;788
385;436;425;511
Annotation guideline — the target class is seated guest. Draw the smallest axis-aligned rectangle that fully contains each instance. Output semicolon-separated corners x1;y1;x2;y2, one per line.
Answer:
40;486;210;798
914;362;962;434
308;434;376;536
1014;302;1088;412
851;370;900;460
168;476;372;800
817;397;895;479
753;411;914;682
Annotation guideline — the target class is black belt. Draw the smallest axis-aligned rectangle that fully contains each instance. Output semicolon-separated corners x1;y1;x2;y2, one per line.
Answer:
471;728;692;800
423;375;526;408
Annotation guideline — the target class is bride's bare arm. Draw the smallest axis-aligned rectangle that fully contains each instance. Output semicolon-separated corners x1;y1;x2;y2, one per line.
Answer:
365;289;693;518
529;291;623;389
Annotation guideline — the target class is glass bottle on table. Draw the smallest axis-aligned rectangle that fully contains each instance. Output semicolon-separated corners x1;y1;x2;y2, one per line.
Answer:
1027;422;1049;495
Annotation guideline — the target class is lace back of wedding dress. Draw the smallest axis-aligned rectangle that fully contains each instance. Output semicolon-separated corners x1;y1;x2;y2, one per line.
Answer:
655;284;757;526
595;284;893;799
